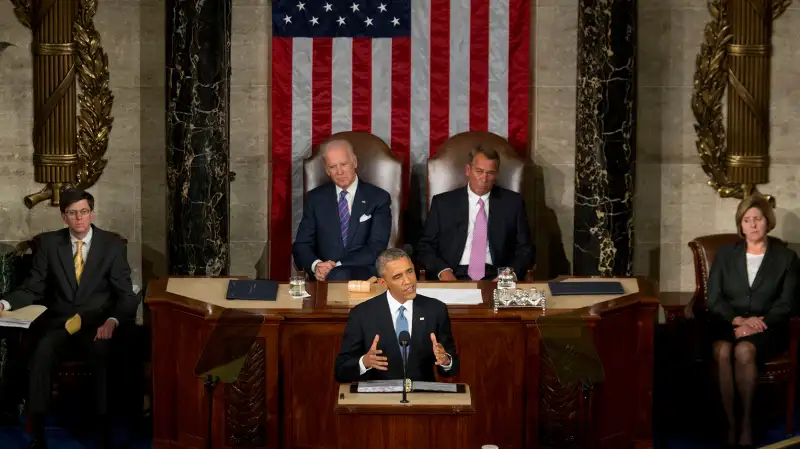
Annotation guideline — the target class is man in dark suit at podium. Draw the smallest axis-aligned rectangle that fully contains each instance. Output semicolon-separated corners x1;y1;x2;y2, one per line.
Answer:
417;145;534;281
335;248;459;383
0;189;139;449
292;139;392;281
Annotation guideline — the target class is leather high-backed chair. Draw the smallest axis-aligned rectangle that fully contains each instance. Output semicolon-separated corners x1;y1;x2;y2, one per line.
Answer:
687;233;799;436
422;131;532;280
303;131;403;248
427;131;525;210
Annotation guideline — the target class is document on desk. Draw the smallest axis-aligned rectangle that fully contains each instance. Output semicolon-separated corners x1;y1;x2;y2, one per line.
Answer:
415;288;484;305
0;304;47;329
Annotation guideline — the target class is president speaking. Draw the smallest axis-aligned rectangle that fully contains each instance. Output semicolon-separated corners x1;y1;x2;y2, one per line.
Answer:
334;248;460;383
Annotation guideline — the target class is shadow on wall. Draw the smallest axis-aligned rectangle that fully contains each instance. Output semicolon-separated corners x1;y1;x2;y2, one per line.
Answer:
529;164;570;280
780;211;800;254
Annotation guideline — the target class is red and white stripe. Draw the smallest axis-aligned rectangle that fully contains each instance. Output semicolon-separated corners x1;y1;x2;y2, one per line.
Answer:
270;0;530;280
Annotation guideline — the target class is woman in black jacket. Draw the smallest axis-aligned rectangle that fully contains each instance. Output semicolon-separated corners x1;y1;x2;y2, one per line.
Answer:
707;194;797;448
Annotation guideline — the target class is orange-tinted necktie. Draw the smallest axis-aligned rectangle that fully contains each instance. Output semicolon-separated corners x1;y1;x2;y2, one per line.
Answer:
74;240;84;284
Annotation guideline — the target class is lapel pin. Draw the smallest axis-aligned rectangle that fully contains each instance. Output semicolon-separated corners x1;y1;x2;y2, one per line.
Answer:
419;317;425;321
361;200;366;203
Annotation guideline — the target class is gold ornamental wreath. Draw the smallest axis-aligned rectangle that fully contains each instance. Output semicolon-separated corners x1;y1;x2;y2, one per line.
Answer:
691;0;791;204
10;0;113;193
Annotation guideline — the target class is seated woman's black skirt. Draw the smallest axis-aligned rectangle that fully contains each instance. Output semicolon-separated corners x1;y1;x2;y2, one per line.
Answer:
707;320;790;366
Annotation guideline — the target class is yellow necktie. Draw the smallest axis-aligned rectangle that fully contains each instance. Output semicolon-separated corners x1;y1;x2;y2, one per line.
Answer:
74;240;84;284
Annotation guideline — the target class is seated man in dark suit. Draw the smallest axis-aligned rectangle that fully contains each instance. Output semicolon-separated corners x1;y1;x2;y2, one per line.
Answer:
335;248;459;382
293;139;392;281
417;145;534;281
0;189;139;449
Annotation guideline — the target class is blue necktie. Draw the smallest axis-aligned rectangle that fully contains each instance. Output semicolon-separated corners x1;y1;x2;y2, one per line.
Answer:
396;305;410;357
338;190;350;247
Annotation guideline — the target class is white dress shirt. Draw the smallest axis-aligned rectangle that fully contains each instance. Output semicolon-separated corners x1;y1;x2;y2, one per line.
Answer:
358;291;452;375
312;176;360;273
438;187;493;279
746;252;765;287
1;228;118;325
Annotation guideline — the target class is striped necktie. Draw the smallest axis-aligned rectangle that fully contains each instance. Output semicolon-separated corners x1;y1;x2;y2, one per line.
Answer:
338;190;350;247
74;240;85;284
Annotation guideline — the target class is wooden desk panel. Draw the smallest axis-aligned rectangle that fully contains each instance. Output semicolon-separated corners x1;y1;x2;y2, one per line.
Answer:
146;277;658;449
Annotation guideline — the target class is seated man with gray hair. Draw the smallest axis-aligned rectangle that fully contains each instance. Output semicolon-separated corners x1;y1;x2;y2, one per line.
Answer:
293;139;392;281
334;248;460;383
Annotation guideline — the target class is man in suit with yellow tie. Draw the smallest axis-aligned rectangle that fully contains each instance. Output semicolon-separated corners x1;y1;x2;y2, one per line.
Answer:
0;189;139;449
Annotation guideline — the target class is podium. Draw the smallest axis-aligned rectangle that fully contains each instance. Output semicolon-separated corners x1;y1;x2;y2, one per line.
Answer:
334;384;475;449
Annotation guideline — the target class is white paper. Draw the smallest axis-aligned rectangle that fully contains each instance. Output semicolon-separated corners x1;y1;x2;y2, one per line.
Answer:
416;288;484;305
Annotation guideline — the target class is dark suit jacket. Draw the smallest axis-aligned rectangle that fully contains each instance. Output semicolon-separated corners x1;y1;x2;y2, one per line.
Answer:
707;237;798;328
1;225;139;329
334;293;460;383
293;180;391;276
417;186;534;277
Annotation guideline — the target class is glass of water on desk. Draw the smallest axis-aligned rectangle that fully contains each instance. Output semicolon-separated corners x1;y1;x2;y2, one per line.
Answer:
497;267;517;290
289;274;306;298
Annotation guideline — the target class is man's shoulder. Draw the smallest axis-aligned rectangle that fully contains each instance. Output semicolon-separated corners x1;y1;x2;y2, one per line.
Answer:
432;187;466;204
307;182;334;199
491;186;522;201
32;228;67;246
358;181;390;201
351;292;387;315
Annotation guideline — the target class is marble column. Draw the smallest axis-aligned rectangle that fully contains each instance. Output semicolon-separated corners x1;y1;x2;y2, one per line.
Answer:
573;0;637;276
166;0;232;276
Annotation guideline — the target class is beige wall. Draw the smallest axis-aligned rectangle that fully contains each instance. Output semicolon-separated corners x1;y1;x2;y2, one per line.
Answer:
635;0;800;292
2;0;796;293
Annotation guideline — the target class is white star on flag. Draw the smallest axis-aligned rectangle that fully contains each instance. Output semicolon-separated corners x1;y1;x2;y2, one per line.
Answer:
364;17;373;26
350;2;360;13
309;16;319;25
378;3;388;13
283;15;292;24
391;17;400;26
296;1;305;11
323;2;333;12
337;16;346;26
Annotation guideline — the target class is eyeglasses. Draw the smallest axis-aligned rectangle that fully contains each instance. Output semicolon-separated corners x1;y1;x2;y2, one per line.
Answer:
65;209;91;218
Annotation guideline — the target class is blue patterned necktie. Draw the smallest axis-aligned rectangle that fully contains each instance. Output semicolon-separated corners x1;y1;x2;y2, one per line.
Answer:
338;190;350;247
396;305;410;357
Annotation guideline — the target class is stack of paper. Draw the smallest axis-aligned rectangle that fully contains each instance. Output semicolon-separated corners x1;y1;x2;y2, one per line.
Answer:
0;304;47;329
416;288;484;305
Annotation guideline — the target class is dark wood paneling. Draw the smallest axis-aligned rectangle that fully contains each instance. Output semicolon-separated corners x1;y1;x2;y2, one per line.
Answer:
147;278;659;449
335;414;473;449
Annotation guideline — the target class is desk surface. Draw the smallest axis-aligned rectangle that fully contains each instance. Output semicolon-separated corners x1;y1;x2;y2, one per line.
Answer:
161;276;642;315
335;384;474;411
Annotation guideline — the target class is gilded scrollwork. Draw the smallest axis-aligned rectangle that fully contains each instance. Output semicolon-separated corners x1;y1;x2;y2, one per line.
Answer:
692;0;791;206
71;0;113;192
8;0;113;208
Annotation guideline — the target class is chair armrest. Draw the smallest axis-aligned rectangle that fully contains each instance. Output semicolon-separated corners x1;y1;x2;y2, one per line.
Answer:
789;316;800;369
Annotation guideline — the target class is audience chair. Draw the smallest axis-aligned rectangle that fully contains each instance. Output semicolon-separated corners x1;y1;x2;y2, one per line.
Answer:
686;233;799;436
421;131;533;281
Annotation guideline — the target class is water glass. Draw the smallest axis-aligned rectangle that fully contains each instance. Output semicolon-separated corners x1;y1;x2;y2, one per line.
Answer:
497;267;517;290
289;275;306;298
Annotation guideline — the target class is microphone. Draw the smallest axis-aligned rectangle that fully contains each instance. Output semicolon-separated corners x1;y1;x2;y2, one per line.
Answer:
398;330;411;404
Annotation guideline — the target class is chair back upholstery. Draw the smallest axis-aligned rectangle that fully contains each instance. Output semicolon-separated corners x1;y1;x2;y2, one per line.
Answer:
688;233;787;315
303;131;403;247
427;131;525;209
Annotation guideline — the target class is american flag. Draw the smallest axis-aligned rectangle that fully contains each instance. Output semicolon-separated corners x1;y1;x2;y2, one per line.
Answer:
270;0;530;279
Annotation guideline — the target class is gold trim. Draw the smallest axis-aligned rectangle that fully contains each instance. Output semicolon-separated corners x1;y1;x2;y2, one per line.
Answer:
726;154;769;167
71;0;113;192
691;0;792;202
727;44;770;56
31;42;76;55
33;153;79;166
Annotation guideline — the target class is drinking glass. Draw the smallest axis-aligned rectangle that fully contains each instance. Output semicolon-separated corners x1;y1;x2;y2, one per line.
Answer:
289;275;306;298
497;267;517;290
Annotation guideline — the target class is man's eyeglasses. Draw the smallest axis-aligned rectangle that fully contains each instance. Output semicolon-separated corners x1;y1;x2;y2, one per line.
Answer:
64;209;91;218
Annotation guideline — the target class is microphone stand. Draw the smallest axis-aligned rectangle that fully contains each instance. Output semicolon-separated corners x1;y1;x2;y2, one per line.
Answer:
400;343;409;404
